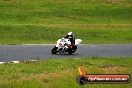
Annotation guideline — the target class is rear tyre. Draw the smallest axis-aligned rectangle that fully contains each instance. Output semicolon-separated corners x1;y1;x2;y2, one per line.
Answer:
51;47;58;54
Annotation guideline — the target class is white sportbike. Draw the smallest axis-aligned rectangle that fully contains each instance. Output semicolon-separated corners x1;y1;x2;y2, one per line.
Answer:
51;38;82;54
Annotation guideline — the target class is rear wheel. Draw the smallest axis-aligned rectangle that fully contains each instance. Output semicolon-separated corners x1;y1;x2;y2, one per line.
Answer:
51;47;58;54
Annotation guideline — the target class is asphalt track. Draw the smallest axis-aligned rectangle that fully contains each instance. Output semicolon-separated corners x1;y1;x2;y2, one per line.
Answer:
0;44;132;62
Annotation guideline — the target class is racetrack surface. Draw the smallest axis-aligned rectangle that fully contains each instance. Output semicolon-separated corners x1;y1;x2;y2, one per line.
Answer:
0;44;132;62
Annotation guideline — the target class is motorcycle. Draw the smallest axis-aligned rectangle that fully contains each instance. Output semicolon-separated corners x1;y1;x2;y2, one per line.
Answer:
51;38;82;54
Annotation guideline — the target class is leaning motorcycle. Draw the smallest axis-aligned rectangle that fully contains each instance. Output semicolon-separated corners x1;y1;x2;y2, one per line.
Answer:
51;38;82;54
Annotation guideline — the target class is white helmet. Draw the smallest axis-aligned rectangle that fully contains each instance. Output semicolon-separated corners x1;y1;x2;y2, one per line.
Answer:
67;32;73;35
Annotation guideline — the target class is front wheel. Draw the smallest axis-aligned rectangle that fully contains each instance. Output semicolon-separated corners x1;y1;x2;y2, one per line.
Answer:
72;45;77;53
68;48;73;54
51;47;58;54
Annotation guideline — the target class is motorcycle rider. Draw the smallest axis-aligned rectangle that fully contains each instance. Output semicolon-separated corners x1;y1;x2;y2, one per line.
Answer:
64;32;75;45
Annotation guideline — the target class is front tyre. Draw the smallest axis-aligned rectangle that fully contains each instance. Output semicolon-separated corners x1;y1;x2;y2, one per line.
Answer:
72;45;77;53
51;47;58;54
68;48;73;54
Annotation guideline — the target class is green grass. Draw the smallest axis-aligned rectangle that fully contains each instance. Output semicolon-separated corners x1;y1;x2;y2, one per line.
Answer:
0;57;132;88
0;0;132;44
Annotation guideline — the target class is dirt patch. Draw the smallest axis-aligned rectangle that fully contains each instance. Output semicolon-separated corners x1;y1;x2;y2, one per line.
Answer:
21;69;74;81
101;66;127;74
47;24;132;29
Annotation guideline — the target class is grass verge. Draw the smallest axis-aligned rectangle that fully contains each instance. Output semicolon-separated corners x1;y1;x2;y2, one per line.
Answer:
0;57;132;88
0;0;132;44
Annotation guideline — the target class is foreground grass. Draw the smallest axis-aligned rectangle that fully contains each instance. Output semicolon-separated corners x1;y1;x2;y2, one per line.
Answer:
0;57;132;88
0;0;132;44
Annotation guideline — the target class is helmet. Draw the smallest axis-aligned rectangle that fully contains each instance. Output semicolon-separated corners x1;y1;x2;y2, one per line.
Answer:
67;32;73;35
61;37;65;39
